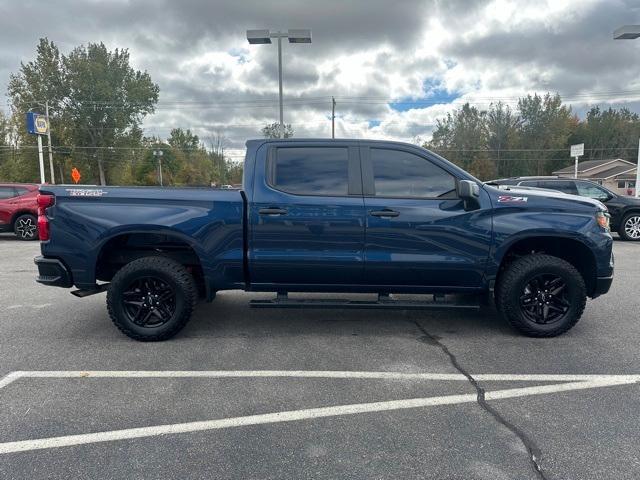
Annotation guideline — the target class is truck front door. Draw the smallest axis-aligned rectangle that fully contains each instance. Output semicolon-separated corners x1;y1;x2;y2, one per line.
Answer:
248;143;365;287
361;144;493;290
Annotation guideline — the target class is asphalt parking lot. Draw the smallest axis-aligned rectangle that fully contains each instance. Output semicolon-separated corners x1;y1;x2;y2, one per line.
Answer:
0;234;639;480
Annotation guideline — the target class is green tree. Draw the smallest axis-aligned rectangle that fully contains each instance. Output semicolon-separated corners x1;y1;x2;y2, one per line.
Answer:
7;38;68;182
517;93;574;175
262;122;294;139
168;128;200;151
487;102;520;177
63;42;159;185
0;111;9;146
428;103;494;179
168;128;214;186
570;106;640;162
8;39;159;185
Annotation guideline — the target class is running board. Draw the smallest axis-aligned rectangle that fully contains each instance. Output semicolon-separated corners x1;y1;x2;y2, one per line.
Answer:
71;283;109;298
250;293;480;310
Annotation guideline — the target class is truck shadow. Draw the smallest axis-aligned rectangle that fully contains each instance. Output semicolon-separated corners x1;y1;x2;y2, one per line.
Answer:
183;291;513;340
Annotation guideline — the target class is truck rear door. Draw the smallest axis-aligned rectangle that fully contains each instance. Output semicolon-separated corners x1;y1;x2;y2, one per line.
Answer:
361;144;493;289
248;142;365;287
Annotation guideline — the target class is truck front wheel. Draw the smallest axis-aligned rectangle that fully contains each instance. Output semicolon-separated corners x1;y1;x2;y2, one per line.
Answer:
107;256;197;341
496;254;586;337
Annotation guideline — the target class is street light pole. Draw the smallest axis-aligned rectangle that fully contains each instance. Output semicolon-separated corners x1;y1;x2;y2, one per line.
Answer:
45;101;55;184
153;150;164;186
277;35;284;129
614;25;640;198
36;134;45;184
247;29;311;136
331;97;336;139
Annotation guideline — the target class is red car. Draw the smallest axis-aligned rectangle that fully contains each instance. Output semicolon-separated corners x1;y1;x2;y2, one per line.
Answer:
0;183;39;240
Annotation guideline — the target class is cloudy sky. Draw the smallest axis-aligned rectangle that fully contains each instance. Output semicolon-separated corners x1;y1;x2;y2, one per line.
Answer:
1;0;640;158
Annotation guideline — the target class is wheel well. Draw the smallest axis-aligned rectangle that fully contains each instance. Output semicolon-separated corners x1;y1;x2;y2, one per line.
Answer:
11;210;36;227
497;237;597;296
96;233;205;296
622;208;640;219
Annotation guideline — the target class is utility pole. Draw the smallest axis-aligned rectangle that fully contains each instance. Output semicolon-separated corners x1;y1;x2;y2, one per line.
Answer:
331;97;336;139
45;101;55;184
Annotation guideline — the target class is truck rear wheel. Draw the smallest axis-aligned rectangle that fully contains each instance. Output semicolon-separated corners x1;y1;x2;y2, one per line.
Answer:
107;256;197;341
496;254;586;337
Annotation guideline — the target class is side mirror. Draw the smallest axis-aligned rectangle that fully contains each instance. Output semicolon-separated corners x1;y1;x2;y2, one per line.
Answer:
458;180;480;211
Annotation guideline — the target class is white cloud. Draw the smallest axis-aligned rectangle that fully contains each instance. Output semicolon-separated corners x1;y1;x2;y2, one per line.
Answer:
2;0;640;151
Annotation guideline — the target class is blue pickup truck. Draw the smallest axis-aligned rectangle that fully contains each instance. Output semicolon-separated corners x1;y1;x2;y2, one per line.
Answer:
35;139;614;341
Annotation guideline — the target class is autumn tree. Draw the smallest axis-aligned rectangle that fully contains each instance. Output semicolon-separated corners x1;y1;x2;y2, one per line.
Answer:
262;122;294;139
428;103;494;179
487;102;520;177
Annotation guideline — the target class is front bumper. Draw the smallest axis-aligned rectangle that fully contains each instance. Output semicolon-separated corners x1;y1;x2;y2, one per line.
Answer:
592;275;613;299
34;256;73;288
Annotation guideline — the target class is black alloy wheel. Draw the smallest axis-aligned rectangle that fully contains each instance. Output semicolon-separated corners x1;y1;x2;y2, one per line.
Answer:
519;274;569;325
121;276;177;328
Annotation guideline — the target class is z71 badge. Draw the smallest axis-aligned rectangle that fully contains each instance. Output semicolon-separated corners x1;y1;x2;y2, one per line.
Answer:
497;195;528;203
65;188;108;197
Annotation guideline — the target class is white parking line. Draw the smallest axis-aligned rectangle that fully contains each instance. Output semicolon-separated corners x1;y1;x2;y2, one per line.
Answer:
2;370;640;384
0;370;638;454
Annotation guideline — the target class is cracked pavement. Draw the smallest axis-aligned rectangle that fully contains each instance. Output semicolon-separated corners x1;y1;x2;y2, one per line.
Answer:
0;233;639;479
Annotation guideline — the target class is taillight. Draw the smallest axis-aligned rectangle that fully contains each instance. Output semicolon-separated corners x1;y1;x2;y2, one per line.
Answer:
37;194;54;241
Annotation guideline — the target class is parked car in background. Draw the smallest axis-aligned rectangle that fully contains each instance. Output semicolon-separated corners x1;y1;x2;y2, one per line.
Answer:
486;176;640;241
0;183;39;240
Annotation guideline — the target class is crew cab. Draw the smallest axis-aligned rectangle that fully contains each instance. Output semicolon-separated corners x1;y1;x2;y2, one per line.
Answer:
35;139;614;341
487;176;640;241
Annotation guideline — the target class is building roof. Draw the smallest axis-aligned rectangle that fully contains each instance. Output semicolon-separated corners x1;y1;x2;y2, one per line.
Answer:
553;158;635;175
589;165;636;179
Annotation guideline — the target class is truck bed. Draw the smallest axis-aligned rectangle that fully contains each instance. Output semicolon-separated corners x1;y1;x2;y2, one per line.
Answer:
39;185;246;292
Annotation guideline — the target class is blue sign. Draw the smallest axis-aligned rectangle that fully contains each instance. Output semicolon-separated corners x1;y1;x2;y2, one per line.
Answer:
26;112;49;135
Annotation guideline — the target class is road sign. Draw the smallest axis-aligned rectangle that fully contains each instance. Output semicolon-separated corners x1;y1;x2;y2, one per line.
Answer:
71;168;81;184
570;143;584;157
570;143;585;179
26;112;49;135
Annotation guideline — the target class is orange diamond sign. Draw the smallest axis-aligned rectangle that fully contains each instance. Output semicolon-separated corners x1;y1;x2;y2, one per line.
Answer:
71;168;81;184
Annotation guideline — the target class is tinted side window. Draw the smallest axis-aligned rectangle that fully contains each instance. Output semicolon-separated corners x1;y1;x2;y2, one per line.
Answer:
576;182;610;201
537;181;578;195
14;187;29;196
269;147;349;196
0;187;16;199
370;149;456;198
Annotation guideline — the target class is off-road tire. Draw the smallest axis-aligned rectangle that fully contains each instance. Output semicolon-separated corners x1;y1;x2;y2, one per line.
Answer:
496;254;586;337
107;256;197;341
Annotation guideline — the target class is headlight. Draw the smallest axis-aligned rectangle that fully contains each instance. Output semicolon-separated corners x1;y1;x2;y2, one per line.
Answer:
596;211;610;231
